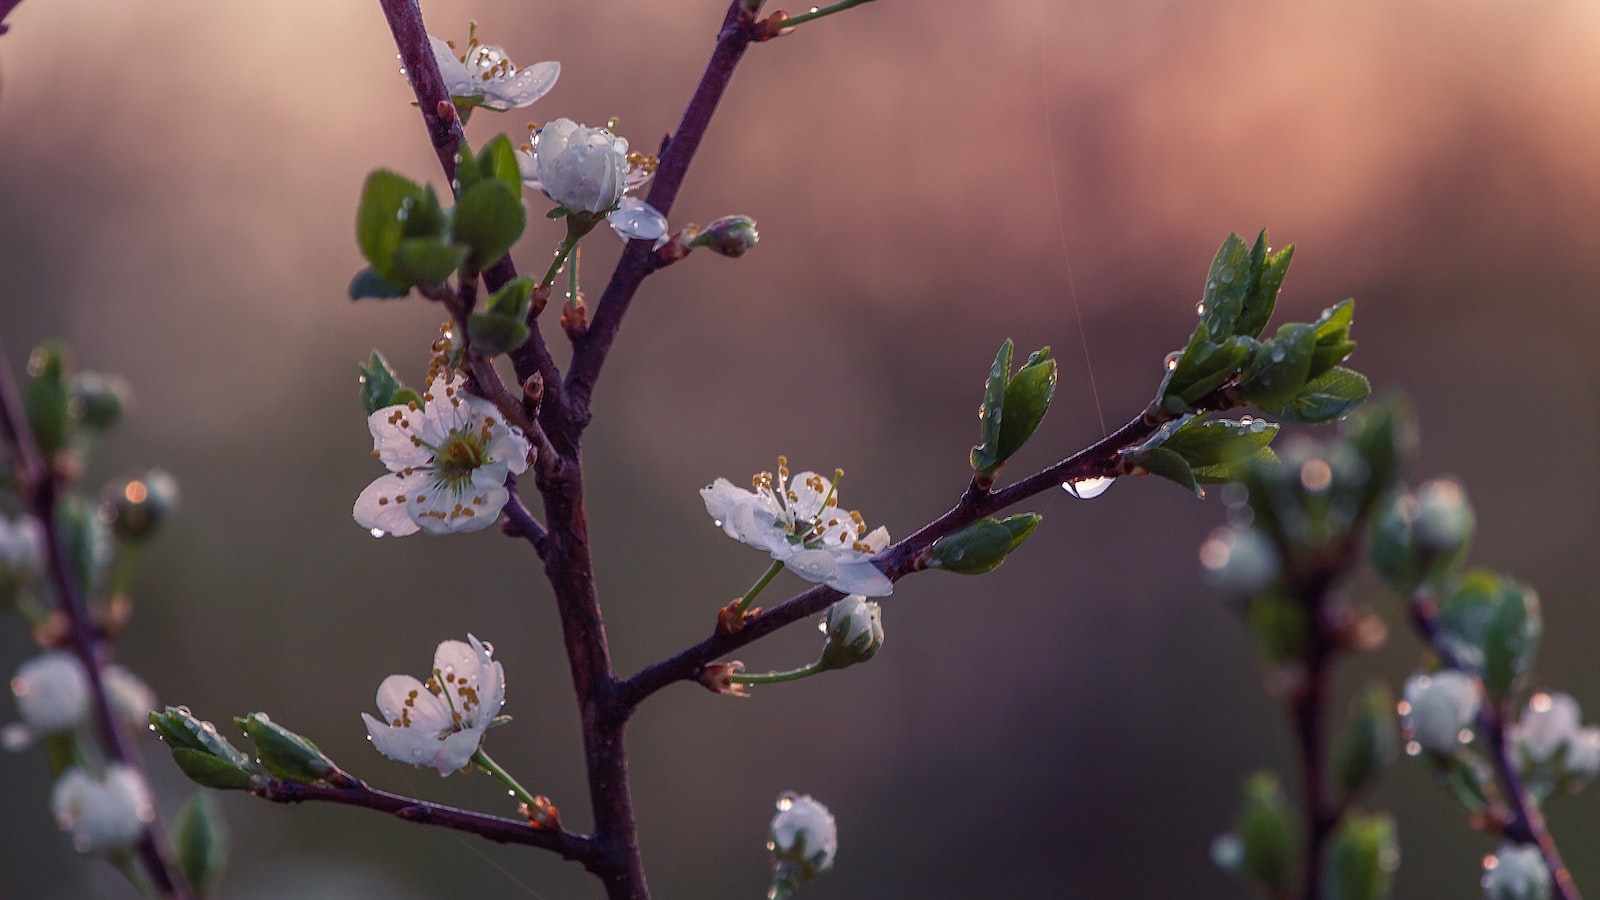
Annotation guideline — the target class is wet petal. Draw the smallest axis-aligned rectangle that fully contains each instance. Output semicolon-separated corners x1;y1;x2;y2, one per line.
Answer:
374;674;450;732
481;60;560;110
365;713;445;766
353;472;425;537
367;404;431;471
828;559;894;597
607;198;667;242
785;548;838;583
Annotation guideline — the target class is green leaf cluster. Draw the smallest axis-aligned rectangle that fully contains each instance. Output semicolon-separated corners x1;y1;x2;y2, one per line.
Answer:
1216;771;1299;896
1435;570;1541;702
149;706;261;791
1322;812;1398;900
970;340;1057;477
927;513;1041;574
351;135;527;299
467;276;536;355
357;350;422;415
1156;231;1368;423
1129;414;1279;496
235;712;342;784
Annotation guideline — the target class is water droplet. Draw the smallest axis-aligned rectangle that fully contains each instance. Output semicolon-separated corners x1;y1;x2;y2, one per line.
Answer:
1062;476;1114;500
480;640;494;654
147;723;157;732
200;721;217;734
370;527;387;538
1405;740;1422;757
1219;268;1236;284
176;705;192;716
712;519;723;528
1195;302;1206;316
1164;352;1181;371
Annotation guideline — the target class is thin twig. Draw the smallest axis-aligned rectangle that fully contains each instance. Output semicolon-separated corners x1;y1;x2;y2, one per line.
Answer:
500;476;549;558
254;776;597;864
1409;590;1583;900
0;342;193;899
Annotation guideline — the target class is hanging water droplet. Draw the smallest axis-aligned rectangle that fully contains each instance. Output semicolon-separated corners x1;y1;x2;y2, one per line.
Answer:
1195;301;1206;316
1164;352;1181;371
370;527;386;538
1062;477;1114;499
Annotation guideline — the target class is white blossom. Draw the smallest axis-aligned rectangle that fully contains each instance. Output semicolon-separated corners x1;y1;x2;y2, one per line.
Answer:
1513;692;1600;781
5;652;158;750
51;764;154;853
428;30;558;112
361;634;505;776
1402;670;1480;754
1483;843;1552;900
0;514;44;577
702;458;893;597
768;792;837;883
353;374;530;537
519;118;667;241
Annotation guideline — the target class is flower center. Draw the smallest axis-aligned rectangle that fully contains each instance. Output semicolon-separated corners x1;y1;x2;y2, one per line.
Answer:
430;426;491;494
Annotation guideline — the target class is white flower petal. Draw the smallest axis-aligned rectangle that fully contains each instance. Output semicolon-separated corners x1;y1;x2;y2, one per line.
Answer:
435;729;482;774
374;674;451;733
785;548;838;583
353;473;424;537
828;559;894;597
367;404;430;471
607;198;667;242
481;60;560;110
428;36;477;96
365;713;446;767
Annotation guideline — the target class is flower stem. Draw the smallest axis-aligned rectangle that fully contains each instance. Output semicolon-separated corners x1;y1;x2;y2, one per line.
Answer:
778;0;876;29
731;660;824;685
540;218;595;293
472;748;539;809
735;560;786;615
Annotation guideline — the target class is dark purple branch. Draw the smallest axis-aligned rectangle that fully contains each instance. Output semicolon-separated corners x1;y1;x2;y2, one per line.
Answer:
1409;592;1583;900
0;0;23;35
376;0;561;432
0;343;193;899
562;3;755;426
500;476;549;558
615;393;1229;708
255;777;597;865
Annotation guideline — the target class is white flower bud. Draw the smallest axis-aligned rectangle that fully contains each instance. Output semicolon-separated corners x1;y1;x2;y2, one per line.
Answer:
818;595;883;670
530;119;629;215
1199;526;1280;597
1483;843;1551;900
0;514;45;578
768;792;837;890
1412;477;1474;557
1402;670;1480;754
6;652;90;748
51;764;154;853
1564;726;1600;781
1513;693;1582;765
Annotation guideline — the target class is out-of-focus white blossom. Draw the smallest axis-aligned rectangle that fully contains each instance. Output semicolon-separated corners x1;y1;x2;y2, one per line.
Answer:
51;764;154;853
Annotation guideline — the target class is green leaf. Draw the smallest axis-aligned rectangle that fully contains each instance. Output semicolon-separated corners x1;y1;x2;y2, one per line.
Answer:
996;348;1056;463
1239;322;1317;409
1247;590;1312;666
1322;812;1398;900
485;275;536;319
453;141;484;194
1135;446;1200;497
1158;322;1257;413
970;340;1014;473
24;343;72;458
355;170;423;282
1199;233;1252;338
1308;299;1357;379
236;712;338;784
1237;233;1294;340
171;748;259;790
390;238;467;288
928;515;1039;574
1437;570;1541;701
358;351;407;415
1333;682;1399;803
478;134;524;192
1164;417;1280;471
150;707;259;788
1232;771;1298;896
173;794;228;896
466;312;531;357
347;267;410;301
1267;367;1371;425
454;179;526;272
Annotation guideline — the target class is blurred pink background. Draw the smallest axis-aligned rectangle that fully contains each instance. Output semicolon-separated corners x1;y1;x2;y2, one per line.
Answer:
4;0;1600;896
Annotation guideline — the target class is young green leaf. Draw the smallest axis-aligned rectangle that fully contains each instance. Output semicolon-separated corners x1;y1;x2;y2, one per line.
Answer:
236;712;340;784
1266;367;1371;425
454;180;527;273
1239;322;1317;409
970;339;1014;473
355;170;424;281
348;267;410;301
358;351;407;415
1236;232;1295;340
1322;813;1398;900
173;794;229;896
996;348;1056;463
1437;570;1541;701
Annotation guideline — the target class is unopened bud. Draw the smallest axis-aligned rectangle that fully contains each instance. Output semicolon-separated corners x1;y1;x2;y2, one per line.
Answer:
1402;670;1480;755
51;764;153;854
688;215;759;258
1412;478;1474;558
236;712;341;784
523;372;545;405
1483;844;1552;900
817;595;883;670
0;515;45;580
71;372;130;431
102;469;179;542
1199;526;1280;597
768;792;836;897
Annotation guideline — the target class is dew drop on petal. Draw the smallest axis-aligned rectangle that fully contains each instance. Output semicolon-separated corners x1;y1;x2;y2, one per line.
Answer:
1062;477;1114;500
370;527;387;538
